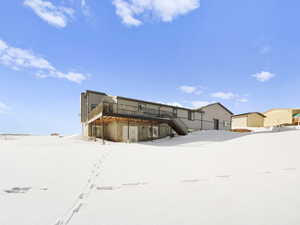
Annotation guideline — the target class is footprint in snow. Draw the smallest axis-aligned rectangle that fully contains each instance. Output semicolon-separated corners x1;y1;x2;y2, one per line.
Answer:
97;186;117;191
283;168;296;171
216;175;231;178
78;193;86;199
258;171;272;175
264;171;272;174
4;187;32;194
182;179;200;183
122;182;148;186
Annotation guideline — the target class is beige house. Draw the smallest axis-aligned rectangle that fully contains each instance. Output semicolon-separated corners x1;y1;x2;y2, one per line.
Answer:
80;90;233;142
232;112;266;129
264;108;300;127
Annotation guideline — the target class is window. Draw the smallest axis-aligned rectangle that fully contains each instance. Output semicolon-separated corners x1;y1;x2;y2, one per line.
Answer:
224;121;230;127
214;119;219;130
90;104;97;111
173;108;178;117
153;126;159;138
138;103;146;112
188;110;194;121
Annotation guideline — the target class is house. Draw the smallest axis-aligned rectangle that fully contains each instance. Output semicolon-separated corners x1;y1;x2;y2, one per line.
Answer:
232;112;266;129
80;90;233;142
264;108;300;127
199;103;234;130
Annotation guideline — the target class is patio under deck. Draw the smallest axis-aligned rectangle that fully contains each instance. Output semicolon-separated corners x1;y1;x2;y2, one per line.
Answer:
87;102;188;135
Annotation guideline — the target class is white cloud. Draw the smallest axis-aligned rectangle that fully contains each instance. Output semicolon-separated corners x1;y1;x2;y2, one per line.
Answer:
0;40;8;50
179;85;197;94
24;0;74;28
166;102;184;107
252;71;275;82
0;39;87;83
237;98;248;103
211;92;236;100
191;101;212;108
112;0;200;26
81;0;91;16
36;71;87;83
113;0;142;26
157;101;185;108
0;102;10;114
194;90;203;95
210;91;249;103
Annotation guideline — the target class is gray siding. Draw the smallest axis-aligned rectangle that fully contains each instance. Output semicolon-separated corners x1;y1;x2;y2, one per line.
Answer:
81;90;233;141
201;104;232;130
81;91;116;122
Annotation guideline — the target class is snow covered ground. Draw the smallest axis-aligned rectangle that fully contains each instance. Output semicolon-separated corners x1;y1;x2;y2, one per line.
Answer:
1;130;300;225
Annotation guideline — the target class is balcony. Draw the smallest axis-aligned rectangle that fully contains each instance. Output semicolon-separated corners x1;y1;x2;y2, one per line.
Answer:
87;102;177;123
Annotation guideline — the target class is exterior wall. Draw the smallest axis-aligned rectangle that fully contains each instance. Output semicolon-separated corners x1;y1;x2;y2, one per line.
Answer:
201;104;232;130
180;118;202;130
88;120;171;142
232;114;264;128
80;93;88;123
83;123;91;136
88;122;118;141
117;98;203;131
232;116;248;129
117;98;173;114
232;114;264;129
264;109;293;127
81;91;116;123
175;109;202;131
247;114;264;127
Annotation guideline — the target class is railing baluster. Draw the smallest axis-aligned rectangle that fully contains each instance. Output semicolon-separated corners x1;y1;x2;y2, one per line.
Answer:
88;102;177;122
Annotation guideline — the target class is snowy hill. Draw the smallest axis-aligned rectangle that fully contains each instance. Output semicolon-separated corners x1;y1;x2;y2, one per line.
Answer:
1;130;300;225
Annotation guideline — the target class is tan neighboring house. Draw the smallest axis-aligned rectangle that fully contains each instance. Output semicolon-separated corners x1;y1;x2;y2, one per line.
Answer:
80;90;233;142
232;112;266;129
264;108;300;127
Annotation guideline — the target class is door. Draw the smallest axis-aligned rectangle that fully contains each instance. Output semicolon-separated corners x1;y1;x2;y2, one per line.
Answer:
122;126;128;141
214;119;219;130
129;126;138;142
122;126;138;142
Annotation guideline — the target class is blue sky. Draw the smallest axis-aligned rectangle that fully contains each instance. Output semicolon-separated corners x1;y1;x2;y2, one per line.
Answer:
0;0;300;134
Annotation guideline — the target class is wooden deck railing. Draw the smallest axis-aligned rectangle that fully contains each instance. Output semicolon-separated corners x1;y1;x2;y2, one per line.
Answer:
87;102;177;122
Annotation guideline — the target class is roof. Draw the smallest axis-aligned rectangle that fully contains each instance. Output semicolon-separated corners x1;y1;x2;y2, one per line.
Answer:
84;90;234;114
116;95;200;112
293;113;300;118
232;112;266;118
264;108;291;113
85;90;203;111
86;90;107;96
197;103;234;115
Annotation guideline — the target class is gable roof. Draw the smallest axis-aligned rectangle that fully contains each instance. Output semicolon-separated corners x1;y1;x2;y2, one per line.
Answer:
86;90;107;96
197;103;233;115
232;112;266;118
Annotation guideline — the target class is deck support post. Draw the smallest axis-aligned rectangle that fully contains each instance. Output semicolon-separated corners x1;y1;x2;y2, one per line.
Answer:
200;112;204;130
102;117;105;145
151;121;153;142
127;119;130;143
